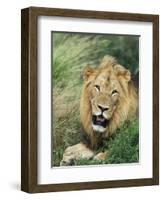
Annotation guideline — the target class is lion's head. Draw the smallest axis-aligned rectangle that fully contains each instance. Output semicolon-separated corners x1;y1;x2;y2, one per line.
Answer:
80;56;138;149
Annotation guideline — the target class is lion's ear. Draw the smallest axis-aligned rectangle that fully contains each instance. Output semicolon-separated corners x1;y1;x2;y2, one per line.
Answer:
114;64;131;82
82;65;96;81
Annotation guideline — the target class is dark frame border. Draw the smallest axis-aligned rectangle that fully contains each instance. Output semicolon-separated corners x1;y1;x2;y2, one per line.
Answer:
21;7;159;193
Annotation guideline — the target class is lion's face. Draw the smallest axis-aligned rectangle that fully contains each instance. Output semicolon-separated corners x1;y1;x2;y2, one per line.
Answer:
90;72;120;132
82;56;131;134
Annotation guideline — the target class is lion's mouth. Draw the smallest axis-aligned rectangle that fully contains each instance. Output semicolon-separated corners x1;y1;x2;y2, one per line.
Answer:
92;115;109;128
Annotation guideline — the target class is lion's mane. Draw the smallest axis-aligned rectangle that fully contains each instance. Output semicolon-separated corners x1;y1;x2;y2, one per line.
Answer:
80;56;138;149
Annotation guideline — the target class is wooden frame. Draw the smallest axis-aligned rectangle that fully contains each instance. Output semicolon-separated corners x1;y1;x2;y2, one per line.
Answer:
21;6;159;193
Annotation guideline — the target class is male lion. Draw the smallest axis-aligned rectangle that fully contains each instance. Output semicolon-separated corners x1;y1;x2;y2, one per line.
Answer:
60;55;138;166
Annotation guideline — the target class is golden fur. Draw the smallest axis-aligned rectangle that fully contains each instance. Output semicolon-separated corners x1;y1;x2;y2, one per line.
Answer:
80;55;138;149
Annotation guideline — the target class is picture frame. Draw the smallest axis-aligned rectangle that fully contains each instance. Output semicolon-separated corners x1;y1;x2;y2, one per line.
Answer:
21;7;159;193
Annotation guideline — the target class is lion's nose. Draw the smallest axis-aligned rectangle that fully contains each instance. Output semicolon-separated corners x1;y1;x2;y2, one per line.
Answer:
98;105;109;112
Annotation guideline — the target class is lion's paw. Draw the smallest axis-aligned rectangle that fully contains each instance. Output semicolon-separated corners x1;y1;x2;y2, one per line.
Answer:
60;146;77;166
60;143;94;166
94;151;108;161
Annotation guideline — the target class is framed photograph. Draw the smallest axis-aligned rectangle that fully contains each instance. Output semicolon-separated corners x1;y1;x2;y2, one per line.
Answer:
21;7;159;193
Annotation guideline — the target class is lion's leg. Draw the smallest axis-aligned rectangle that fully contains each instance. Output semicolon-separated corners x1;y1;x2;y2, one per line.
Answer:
60;143;94;166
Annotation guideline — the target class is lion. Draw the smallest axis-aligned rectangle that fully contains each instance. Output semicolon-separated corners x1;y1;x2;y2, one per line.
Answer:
60;55;138;166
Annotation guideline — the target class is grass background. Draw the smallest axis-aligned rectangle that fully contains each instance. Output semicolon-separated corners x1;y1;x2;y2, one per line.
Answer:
52;32;139;166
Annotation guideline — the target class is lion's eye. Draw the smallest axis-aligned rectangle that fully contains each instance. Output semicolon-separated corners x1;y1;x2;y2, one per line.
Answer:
112;90;118;95
94;85;100;91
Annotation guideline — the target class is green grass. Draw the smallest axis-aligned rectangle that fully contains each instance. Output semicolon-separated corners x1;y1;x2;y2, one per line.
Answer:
53;118;139;166
76;118;139;165
52;32;139;166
